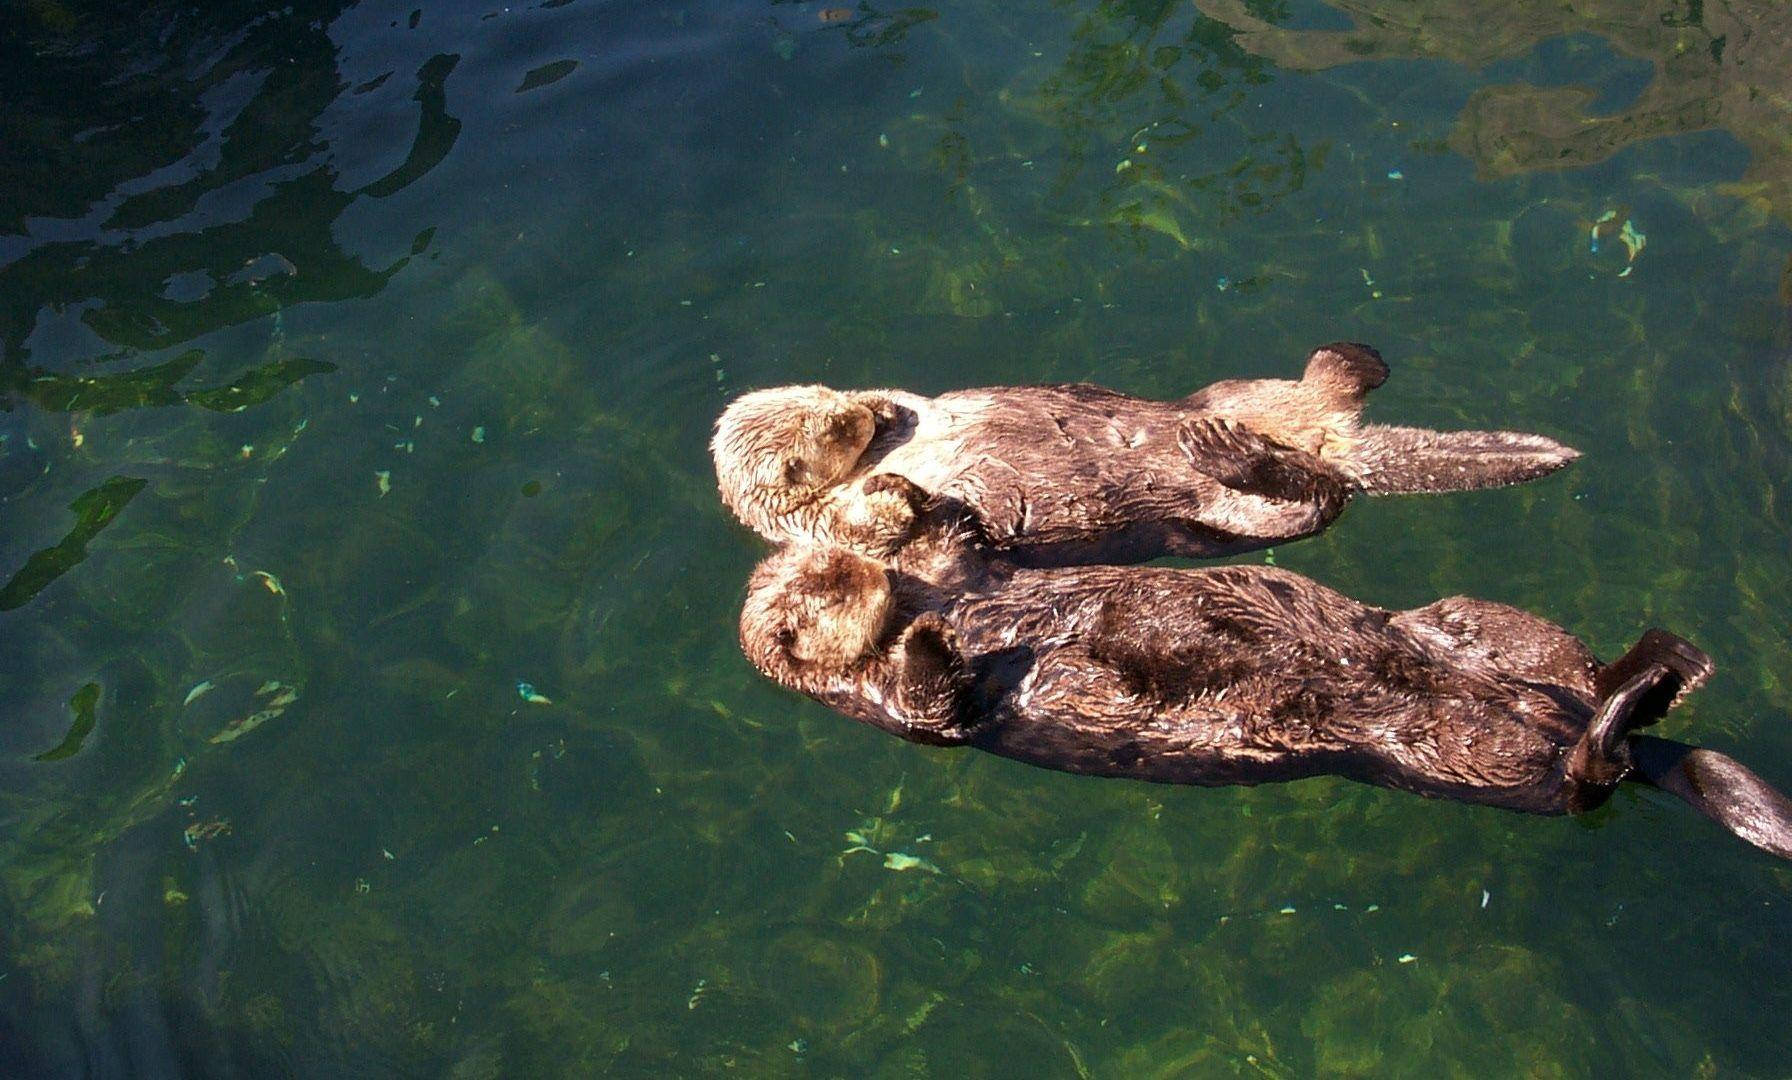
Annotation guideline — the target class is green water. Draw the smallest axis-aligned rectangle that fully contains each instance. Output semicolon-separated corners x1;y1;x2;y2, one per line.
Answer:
3;0;1791;1074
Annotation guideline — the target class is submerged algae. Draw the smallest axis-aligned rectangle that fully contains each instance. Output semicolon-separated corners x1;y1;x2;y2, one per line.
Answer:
1194;0;1792;223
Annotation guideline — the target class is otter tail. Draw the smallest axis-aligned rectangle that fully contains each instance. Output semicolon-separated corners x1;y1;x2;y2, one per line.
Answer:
1630;735;1792;862
1342;425;1580;495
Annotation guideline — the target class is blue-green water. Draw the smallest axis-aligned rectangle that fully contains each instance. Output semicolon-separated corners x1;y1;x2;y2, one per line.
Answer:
3;0;1791;1074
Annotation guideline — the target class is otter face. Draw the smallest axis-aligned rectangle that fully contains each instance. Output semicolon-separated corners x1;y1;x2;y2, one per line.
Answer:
712;386;879;530
742;546;893;676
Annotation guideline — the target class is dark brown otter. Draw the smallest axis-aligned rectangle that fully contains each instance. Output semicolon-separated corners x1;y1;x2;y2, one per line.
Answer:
739;539;1792;861
711;343;1579;563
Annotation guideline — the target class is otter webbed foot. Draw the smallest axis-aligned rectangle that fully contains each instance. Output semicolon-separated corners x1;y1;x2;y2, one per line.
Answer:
1302;342;1389;400
1593;629;1713;713
1177;417;1352;509
888;612;971;744
830;473;925;556
1570;631;1716;789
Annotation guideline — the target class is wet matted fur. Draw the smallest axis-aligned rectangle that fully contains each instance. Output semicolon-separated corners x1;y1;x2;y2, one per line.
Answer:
739;541;1792;861
712;343;1579;565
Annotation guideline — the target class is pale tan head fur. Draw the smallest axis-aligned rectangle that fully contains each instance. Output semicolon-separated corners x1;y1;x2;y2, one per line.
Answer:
712;386;879;542
740;545;894;681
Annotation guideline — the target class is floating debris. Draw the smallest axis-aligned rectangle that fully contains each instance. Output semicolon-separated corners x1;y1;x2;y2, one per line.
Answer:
1617;219;1646;276
882;852;941;874
209;680;299;744
1481;889;1491;909
787;1039;808;1054
1359;267;1382;299
375;470;391;496
471;426;486;443
1397;953;1417;964
1589;210;1646;275
252;570;285;596
687;978;709;1010
1589;209;1620;252
183;681;215;706
516;680;553;705
1386;168;1404;180
1278;905;1297;915
183;818;232;850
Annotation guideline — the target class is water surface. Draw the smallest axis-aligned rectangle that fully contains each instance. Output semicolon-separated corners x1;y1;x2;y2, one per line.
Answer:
3;0;1791;1074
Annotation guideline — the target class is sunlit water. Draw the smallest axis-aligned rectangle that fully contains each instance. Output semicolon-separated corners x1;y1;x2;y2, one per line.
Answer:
3;0;1791;1074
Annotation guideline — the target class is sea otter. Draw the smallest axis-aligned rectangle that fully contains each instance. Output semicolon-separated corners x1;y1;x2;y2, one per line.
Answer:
711;343;1579;563
738;538;1792;861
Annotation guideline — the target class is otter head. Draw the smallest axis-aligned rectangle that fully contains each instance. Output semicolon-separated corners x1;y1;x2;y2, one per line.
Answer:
712;386;880;539
741;545;893;680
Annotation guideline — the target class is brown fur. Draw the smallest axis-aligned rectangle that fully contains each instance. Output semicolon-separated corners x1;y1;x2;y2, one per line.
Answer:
712;345;1578;567
739;543;1792;860
739;546;969;745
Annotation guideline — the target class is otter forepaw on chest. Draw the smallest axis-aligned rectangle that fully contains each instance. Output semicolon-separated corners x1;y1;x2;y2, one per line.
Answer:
830;474;925;556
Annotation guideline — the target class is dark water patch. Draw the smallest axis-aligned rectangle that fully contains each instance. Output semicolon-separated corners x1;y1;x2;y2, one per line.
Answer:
0;475;148;612
33;683;101;763
516;58;579;92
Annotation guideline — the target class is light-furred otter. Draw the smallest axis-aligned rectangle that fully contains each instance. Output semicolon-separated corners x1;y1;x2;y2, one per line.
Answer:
739;539;1792;861
711;344;1579;563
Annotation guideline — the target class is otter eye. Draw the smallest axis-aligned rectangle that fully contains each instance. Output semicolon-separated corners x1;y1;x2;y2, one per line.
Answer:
782;458;809;484
775;626;797;649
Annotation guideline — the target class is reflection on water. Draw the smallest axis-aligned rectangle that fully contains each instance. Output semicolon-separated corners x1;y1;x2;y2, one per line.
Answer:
1196;0;1792;227
2;0;1791;1075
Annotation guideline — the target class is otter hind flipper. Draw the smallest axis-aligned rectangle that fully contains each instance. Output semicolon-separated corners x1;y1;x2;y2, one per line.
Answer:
1570;631;1714;788
1342;425;1580;496
1630;735;1792;862
1177;418;1352;507
1302;342;1389;401
1593;628;1713;710
1571;668;1677;788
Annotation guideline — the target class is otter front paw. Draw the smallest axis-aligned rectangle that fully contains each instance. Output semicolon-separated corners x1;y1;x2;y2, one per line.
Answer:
892;613;969;739
1178;418;1347;506
832;474;924;556
851;391;902;425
